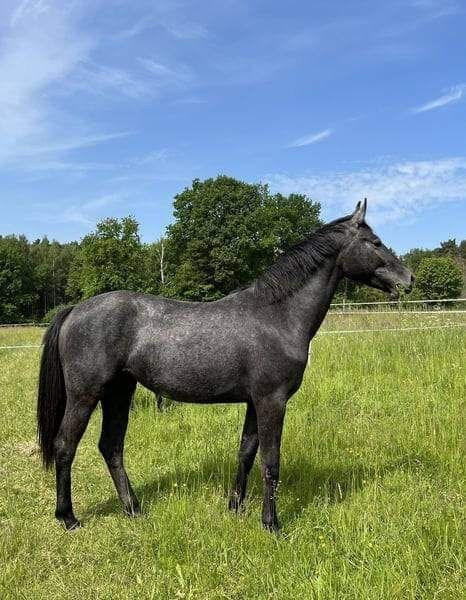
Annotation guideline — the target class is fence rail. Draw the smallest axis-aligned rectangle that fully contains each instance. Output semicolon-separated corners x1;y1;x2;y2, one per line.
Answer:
329;297;466;313
0;322;47;328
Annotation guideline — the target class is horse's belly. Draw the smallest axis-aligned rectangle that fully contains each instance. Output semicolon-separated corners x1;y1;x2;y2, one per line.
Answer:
130;345;248;403
161;386;248;404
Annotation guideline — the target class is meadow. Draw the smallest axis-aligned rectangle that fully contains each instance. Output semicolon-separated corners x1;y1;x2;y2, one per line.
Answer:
0;313;465;599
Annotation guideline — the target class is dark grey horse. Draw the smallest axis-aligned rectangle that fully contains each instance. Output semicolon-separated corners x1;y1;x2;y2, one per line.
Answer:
37;200;413;531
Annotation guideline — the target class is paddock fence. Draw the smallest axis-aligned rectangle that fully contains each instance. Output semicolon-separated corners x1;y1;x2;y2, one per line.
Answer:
328;297;466;314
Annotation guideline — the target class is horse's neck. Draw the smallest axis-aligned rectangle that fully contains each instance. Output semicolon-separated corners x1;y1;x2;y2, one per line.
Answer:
281;257;342;345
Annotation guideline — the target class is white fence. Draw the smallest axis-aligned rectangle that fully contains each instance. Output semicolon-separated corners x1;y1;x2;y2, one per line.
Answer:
328;297;466;314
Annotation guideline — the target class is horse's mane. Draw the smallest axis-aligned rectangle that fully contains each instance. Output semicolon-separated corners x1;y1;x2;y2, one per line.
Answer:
253;216;351;303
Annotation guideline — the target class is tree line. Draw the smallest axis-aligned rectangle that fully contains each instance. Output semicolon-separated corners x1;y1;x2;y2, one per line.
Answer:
0;176;464;323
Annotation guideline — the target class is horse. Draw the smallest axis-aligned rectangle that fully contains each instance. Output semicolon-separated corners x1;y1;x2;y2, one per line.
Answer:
37;199;414;532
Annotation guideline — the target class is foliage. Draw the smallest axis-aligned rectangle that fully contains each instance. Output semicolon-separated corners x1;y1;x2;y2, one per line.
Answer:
164;176;321;300
0;236;36;323
402;247;433;273
459;239;466;260
333;279;387;304
41;303;74;324
413;256;463;300
68;217;145;300
30;238;79;316
140;239;166;295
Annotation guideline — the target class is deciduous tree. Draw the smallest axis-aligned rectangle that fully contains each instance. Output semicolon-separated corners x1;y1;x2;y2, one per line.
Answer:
68;217;144;300
164;176;321;300
413;256;463;300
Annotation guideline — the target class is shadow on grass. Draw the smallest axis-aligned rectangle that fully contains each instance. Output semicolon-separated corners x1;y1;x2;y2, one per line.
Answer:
85;450;438;527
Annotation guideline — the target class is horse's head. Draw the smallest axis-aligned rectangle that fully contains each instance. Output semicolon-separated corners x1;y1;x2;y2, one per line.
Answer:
338;199;414;299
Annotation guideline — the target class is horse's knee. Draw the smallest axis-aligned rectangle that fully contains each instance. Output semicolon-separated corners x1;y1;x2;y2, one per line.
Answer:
54;436;74;465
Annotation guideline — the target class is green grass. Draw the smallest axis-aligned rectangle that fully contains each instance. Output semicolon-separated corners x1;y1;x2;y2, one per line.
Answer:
0;315;465;599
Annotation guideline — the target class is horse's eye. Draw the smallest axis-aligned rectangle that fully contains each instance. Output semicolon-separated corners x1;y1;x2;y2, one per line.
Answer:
373;238;382;247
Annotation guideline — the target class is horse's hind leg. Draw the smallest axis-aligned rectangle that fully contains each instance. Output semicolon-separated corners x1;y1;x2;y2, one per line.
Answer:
228;402;258;512
98;375;140;517
54;396;98;530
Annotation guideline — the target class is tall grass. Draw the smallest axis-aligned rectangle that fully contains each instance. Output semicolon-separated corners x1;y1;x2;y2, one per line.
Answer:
0;318;464;599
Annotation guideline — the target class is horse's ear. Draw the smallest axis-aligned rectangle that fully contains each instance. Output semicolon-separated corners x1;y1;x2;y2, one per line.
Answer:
351;197;367;225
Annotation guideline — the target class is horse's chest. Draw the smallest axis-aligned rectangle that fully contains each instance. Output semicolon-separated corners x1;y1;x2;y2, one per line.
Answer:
249;345;308;398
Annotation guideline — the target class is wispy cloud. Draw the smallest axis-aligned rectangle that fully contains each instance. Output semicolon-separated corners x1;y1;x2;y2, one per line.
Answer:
128;149;170;166
289;129;333;148
115;14;155;39
0;2;195;173
69;63;152;99
0;1;133;169
32;192;130;226
138;58;193;88
266;157;466;225
9;0;49;27
407;0;460;20
8;132;132;162
412;84;465;113
115;13;207;41
109;148;198;185
162;20;207;40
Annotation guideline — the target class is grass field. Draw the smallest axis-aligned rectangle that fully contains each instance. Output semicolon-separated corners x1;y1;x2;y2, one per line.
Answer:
0;313;465;599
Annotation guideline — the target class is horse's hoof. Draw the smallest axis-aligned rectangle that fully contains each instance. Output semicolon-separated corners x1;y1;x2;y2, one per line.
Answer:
228;498;239;512
65;519;82;531
56;511;82;531
228;494;244;513
125;506;142;518
263;520;280;534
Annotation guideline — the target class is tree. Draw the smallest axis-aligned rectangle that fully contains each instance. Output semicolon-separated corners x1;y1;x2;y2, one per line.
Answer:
0;235;36;323
68;217;145;300
436;239;458;257
414;256;463;300
139;239;166;296
333;279;386;304
402;247;433;273
30;238;79;315
459;240;466;261
164;176;321;300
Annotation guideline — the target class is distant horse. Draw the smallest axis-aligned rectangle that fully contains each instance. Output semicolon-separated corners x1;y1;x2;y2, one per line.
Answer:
37;200;413;531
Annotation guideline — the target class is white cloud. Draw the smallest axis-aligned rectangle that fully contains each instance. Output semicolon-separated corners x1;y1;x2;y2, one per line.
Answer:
114;11;207;41
69;63;152;99
266;157;466;225
32;192;130;226
412;84;465;113
138;58;193;88
0;2;135;168
9;0;50;27
115;14;155;39
162;21;207;40
289;129;333;147
128;149;170;166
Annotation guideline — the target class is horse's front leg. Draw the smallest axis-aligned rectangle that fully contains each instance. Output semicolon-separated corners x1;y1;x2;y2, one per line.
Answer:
255;392;286;532
228;402;258;512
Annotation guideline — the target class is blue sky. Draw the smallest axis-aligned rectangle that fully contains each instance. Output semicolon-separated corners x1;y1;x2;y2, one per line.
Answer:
1;0;465;253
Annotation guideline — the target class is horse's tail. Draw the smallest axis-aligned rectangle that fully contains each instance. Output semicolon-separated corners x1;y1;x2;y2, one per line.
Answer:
37;306;74;469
